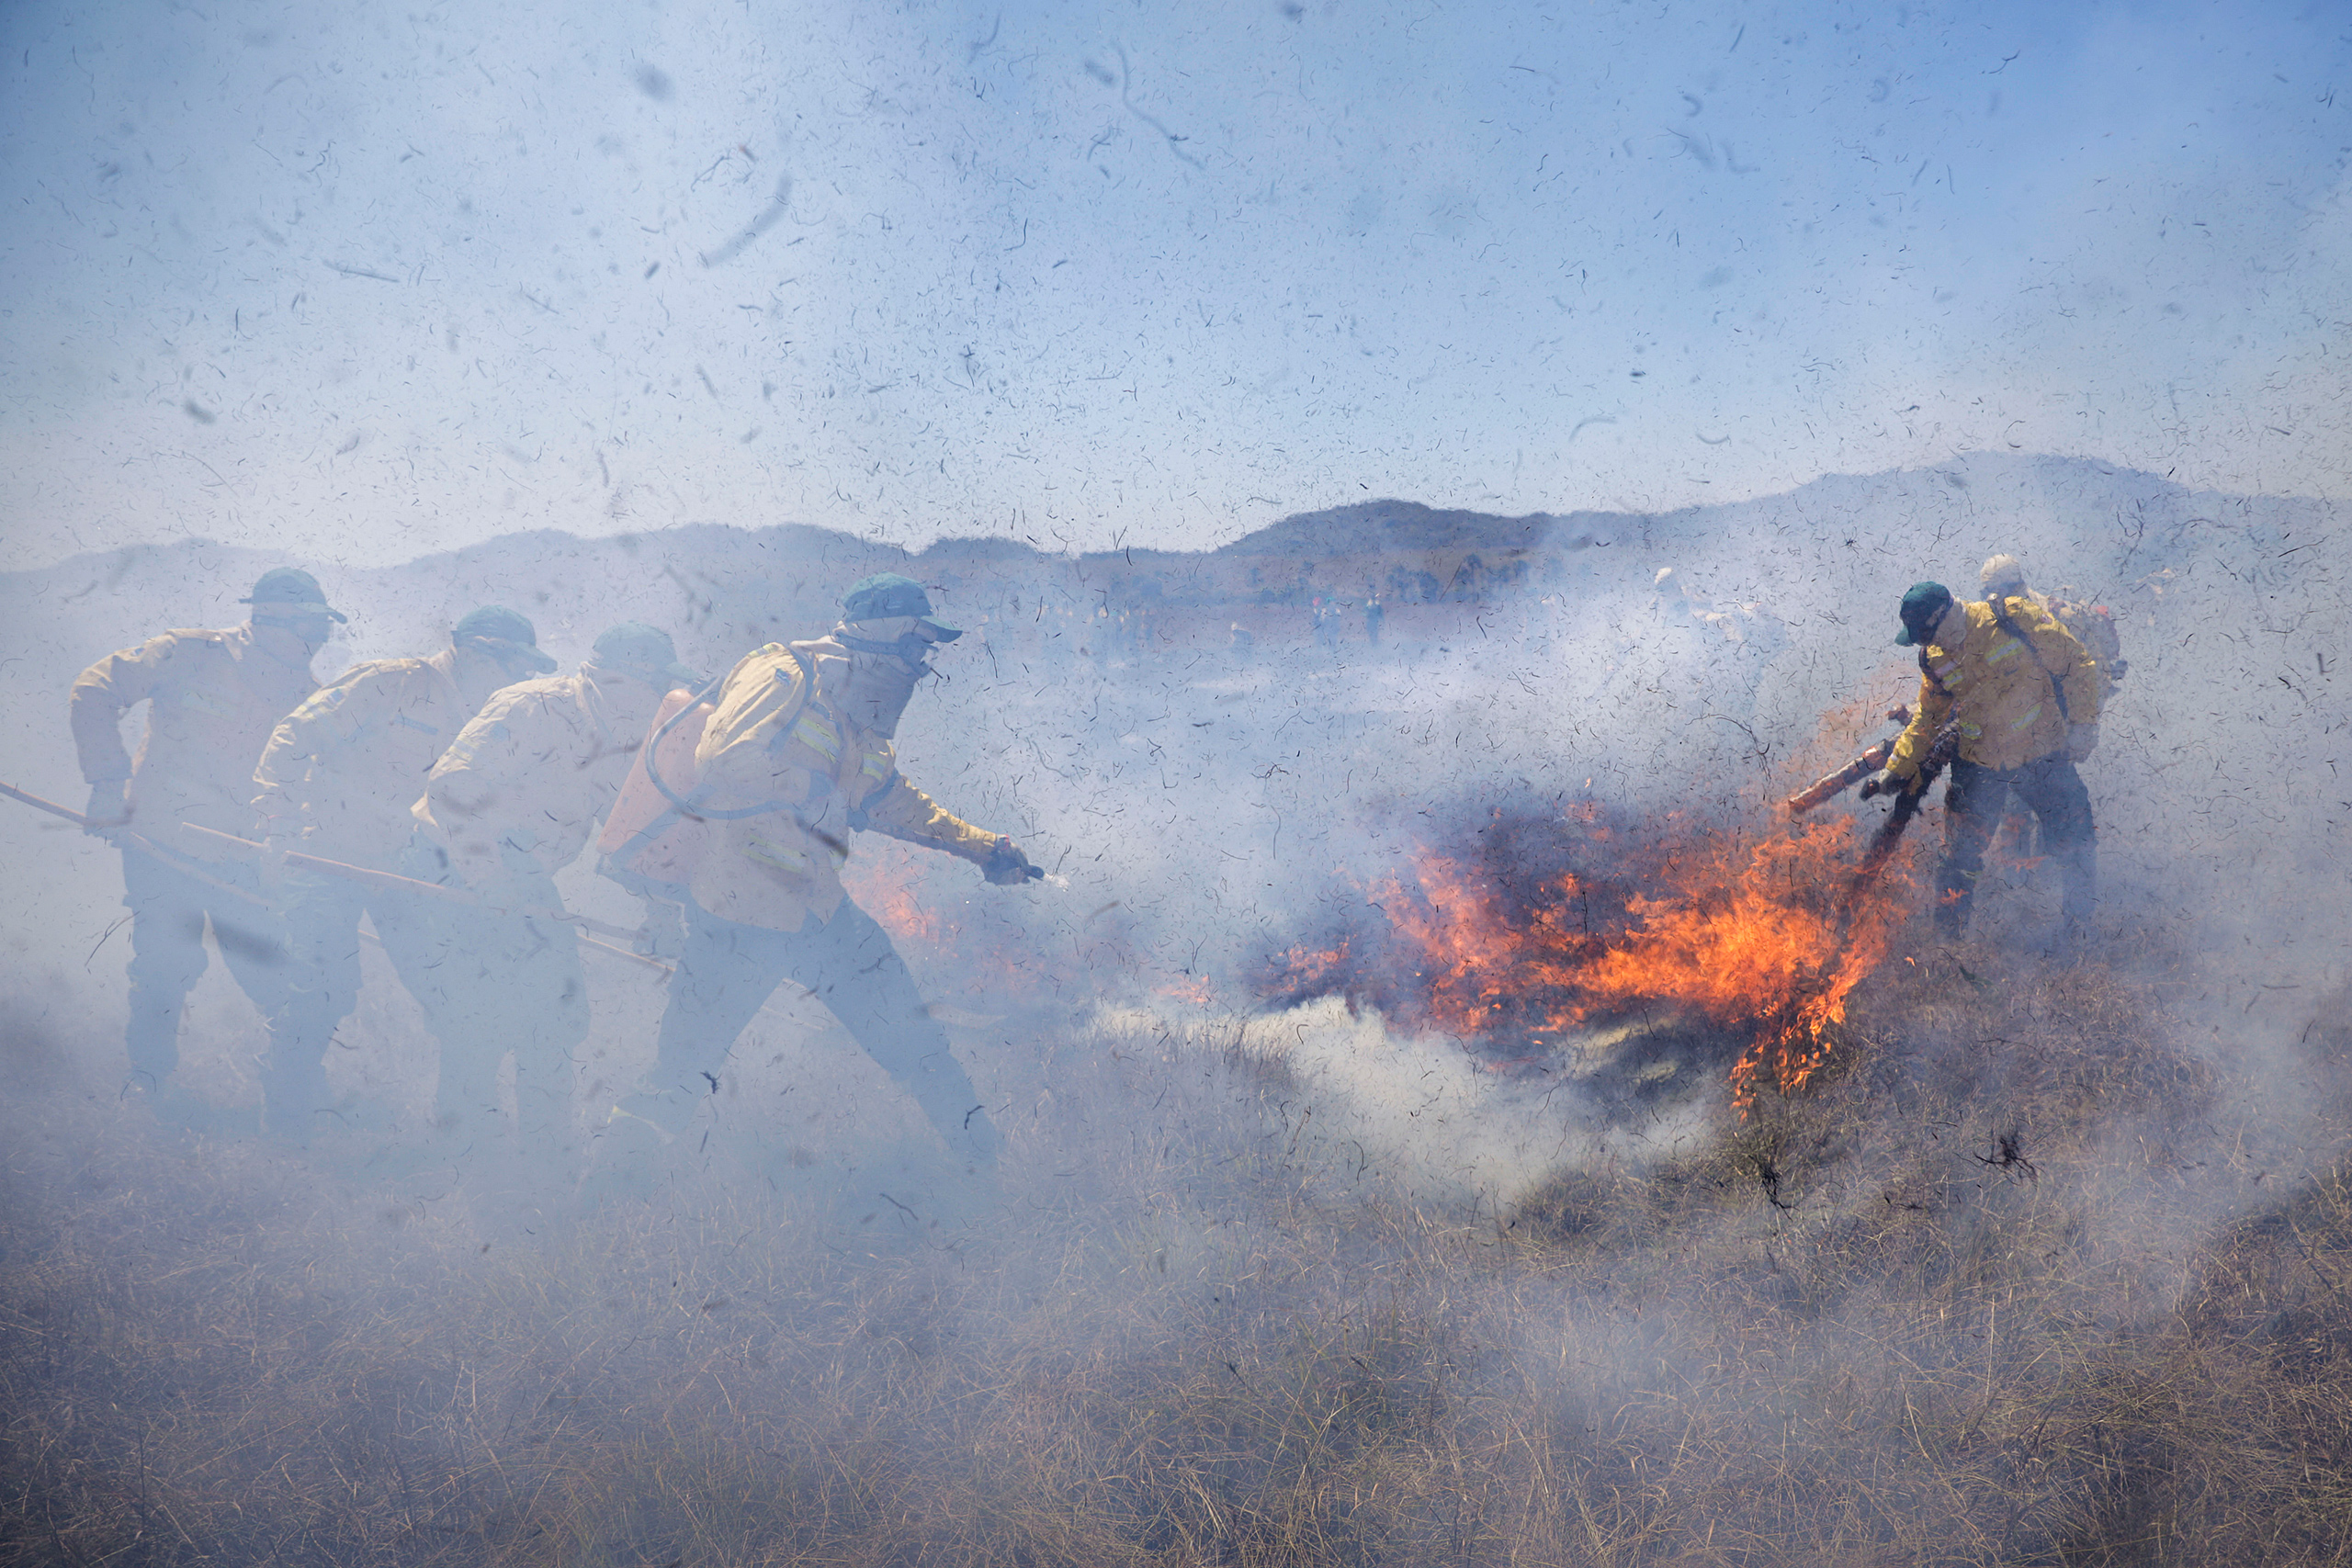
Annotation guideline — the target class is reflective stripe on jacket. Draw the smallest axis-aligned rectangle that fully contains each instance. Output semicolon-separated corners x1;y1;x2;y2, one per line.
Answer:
688;638;1001;932
1889;598;2103;779
70;626;317;839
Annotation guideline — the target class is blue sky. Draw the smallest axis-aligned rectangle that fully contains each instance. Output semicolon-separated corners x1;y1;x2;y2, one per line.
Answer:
2;0;2346;569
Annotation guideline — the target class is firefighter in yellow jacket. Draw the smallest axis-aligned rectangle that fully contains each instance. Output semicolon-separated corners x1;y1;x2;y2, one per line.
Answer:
69;568;343;1120
1863;581;2104;942
247;605;557;1138
384;622;695;1176
594;574;1036;1198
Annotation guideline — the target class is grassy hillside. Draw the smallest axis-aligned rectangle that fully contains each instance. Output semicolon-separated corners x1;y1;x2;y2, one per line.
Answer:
5;938;2348;1566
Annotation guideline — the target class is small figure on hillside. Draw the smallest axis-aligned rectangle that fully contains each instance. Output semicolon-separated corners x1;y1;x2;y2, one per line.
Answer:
1363;584;1385;647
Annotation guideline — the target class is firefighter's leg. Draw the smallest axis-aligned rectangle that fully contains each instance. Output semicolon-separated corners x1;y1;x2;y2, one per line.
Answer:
119;849;211;1089
260;872;365;1139
794;898;1001;1175
205;860;294;1031
640;905;798;1124
507;916;590;1179
585;906;795;1200
2018;756;2098;936
1936;761;2008;938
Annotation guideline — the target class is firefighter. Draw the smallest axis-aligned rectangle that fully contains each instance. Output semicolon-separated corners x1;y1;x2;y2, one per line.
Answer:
247;605;557;1139
1862;581;2103;945
588;574;1037;1205
381;622;695;1178
69;567;344;1122
1980;554;2128;694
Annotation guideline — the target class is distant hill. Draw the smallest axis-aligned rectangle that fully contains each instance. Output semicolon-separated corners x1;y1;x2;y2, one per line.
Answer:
1220;500;1620;557
4;448;2335;705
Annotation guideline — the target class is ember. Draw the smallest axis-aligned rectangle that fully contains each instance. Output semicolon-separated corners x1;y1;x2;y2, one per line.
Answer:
1262;804;1920;1112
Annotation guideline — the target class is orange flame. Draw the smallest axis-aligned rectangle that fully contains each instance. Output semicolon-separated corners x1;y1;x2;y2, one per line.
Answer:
1277;812;1917;1114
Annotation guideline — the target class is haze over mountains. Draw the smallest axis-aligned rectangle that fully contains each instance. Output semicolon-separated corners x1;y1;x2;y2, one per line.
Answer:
3;448;2343;1041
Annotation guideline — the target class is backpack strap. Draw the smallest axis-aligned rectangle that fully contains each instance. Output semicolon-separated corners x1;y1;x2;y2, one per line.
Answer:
1986;597;2070;724
643;647;818;822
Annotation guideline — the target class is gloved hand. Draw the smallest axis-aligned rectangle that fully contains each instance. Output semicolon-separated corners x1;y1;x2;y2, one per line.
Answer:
1857;773;1903;801
255;834;291;892
982;836;1041;886
2067;723;2099;762
84;781;127;835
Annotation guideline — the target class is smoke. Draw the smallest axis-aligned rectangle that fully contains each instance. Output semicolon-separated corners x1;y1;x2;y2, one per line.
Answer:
2;457;2349;1561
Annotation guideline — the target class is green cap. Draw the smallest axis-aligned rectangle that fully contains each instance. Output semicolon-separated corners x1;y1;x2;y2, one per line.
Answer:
241;568;347;624
452;605;558;674
589;623;699;690
842;572;962;640
1894;581;1954;647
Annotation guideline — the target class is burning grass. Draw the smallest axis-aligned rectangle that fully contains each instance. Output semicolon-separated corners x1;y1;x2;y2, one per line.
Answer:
5;952;2352;1565
1261;798;1925;1114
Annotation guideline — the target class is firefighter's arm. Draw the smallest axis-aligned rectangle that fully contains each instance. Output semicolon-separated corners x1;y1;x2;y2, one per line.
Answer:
854;772;1029;878
1883;671;1951;783
251;673;372;836
69;637;172;785
423;705;529;886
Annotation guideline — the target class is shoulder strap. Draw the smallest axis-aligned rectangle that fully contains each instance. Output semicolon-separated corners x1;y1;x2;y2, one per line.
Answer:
1987;597;2070;724
645;647;817;822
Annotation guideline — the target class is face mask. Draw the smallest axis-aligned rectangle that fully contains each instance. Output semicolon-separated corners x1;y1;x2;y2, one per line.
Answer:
832;640;931;738
255;614;335;652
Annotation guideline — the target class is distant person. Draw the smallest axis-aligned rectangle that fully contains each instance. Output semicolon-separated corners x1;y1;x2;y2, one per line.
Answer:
1363;584;1385;647
1863;582;2103;949
69;568;343;1123
386;623;695;1180
248;606;557;1140
587;575;1037;1205
1981;554;2128;694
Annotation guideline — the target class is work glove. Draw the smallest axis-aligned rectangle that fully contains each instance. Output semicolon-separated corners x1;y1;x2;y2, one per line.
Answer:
84;781;127;835
1857;772;1905;801
982;836;1042;886
254;834;291;892
2067;723;2099;762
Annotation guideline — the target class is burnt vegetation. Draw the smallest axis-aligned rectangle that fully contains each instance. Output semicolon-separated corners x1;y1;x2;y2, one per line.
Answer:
6;955;2352;1565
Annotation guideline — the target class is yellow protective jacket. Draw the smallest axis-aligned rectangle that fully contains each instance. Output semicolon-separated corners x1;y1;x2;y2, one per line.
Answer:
1889;598;2103;780
252;649;488;870
411;672;644;886
71;625;318;840
688;639;1003;932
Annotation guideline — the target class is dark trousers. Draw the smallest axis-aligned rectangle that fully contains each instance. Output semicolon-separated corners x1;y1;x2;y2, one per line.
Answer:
637;897;1000;1168
120;847;292;1087
1939;755;2096;935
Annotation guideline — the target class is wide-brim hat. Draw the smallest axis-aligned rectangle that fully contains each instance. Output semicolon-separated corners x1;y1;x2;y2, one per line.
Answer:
452;605;558;673
589;622;700;688
242;567;348;623
842;572;961;640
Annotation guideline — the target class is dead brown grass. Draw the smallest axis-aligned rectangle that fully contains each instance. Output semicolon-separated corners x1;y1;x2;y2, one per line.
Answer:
5;948;2351;1565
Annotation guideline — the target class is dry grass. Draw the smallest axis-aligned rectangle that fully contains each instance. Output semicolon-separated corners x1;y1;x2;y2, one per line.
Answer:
5;946;2352;1566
